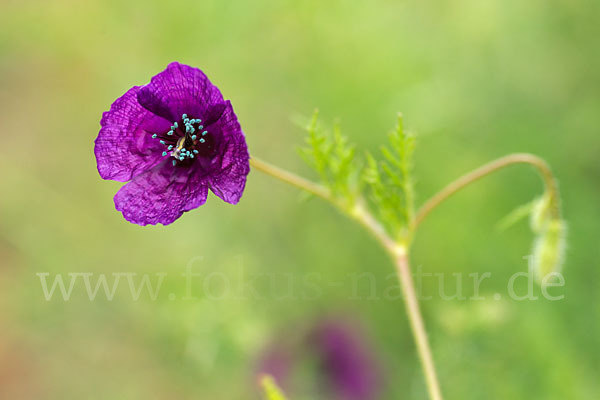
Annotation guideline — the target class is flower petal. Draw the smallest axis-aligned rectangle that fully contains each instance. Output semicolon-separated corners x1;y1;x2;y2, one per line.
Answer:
203;103;227;126
136;87;177;122
137;62;224;121
207;101;250;204
114;161;209;226
95;86;170;182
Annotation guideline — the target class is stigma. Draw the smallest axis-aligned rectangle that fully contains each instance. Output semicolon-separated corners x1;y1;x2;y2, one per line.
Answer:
150;113;209;166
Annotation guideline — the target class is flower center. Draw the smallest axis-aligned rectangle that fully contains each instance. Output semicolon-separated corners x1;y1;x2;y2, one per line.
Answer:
150;113;213;166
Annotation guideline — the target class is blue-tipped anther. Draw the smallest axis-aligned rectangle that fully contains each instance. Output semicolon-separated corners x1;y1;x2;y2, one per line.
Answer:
168;145;173;150
152;134;157;138
172;160;177;166
160;140;166;145
182;114;187;119
193;149;199;154
200;138;206;143
173;122;178;128
190;154;195;159
191;135;197;140
167;130;173;135
202;131;208;136
162;151;167;156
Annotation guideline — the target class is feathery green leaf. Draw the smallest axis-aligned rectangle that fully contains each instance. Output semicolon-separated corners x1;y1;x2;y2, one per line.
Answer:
299;110;359;208
363;114;416;239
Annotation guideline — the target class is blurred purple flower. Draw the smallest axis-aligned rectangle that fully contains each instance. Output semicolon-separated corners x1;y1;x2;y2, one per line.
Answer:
310;318;382;400
95;62;249;225
257;316;382;400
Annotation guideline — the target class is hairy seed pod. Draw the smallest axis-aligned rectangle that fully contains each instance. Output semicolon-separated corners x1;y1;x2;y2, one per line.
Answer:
530;194;552;234
531;219;567;283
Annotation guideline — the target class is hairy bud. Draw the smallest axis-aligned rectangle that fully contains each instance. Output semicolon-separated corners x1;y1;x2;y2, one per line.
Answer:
531;219;567;283
530;194;553;234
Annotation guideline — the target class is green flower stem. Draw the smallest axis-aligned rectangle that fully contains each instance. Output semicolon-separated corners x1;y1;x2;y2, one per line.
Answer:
251;156;444;400
413;153;561;230
394;248;444;400
349;201;399;253
250;157;332;202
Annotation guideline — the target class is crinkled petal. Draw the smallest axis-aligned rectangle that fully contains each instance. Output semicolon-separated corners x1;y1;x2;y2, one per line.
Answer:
207;101;250;204
95;86;170;182
114;161;209;226
137;62;224;121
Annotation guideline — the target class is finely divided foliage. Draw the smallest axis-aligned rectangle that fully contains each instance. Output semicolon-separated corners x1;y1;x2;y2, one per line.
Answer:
364;115;415;239
301;112;415;240
300;111;359;206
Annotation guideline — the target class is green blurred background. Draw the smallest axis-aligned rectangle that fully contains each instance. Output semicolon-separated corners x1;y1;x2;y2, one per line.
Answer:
1;0;599;398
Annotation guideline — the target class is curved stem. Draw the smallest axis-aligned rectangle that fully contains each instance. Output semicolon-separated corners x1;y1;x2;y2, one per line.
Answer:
250;157;332;202
251;155;443;400
395;249;443;400
413;153;561;229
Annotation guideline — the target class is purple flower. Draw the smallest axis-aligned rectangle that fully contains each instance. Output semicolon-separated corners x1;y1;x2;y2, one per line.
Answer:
95;62;250;225
310;318;382;400
257;316;383;400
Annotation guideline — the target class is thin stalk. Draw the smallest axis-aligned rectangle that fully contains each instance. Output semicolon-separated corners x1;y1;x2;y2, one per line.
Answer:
349;201;398;253
413;153;560;229
251;156;443;400
250;157;332;202
394;248;443;400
